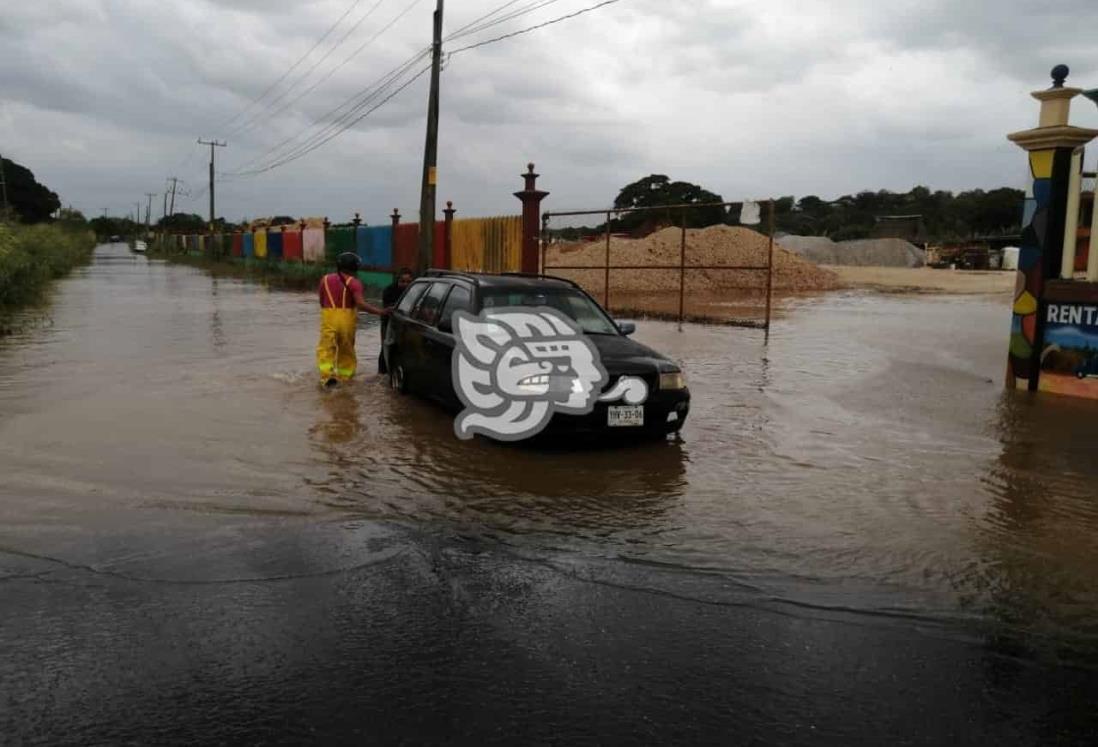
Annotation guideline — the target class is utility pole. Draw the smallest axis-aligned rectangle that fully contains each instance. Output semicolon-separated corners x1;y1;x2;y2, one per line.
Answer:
167;176;180;217
197;139;226;230
417;0;444;272
144;192;155;229
162;191;168;221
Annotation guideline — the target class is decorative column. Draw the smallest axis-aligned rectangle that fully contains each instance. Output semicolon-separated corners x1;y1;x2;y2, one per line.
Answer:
1004;65;1098;391
443;201;456;270
1084;89;1098;281
514;163;549;274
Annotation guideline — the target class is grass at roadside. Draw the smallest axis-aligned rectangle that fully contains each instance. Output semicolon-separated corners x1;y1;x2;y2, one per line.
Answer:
0;222;96;313
148;247;330;291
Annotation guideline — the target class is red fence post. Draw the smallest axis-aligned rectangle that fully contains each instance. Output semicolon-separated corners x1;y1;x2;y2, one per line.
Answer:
443;201;456;270
390;209;401;272
299;220;307;266
514;163;549;274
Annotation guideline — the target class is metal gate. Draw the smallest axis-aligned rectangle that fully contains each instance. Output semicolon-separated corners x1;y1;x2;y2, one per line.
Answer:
540;200;776;330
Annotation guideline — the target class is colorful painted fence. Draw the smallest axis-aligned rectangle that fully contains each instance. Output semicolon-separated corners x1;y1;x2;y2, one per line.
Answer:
165;214;523;286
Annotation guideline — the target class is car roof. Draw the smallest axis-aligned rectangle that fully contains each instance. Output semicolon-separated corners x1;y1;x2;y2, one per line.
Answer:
418;271;580;291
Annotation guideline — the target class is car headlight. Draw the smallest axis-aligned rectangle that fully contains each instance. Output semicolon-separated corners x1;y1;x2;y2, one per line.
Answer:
659;371;686;390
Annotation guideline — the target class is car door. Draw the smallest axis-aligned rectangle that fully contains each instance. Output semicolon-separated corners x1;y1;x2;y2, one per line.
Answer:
407;281;451;387
429;283;473;407
386;280;429;376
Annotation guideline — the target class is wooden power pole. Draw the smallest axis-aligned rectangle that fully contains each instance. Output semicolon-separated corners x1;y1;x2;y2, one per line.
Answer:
417;0;444;272
197;139;226;230
144;192;156;229
167;177;180;217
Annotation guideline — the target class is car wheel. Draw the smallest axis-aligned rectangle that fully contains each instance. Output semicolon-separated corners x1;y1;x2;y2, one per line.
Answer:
389;355;409;394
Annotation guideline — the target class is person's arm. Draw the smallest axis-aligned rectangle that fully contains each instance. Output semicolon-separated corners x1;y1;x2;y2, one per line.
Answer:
351;280;389;316
381;284;398;308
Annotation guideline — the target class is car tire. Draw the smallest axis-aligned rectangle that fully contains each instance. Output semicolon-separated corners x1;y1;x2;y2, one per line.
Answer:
389;354;409;394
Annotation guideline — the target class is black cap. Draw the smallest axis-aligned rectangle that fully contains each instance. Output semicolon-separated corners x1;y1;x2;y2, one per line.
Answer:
336;252;360;273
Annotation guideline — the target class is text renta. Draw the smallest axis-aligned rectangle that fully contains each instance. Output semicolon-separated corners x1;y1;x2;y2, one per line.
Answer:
1047;304;1098;326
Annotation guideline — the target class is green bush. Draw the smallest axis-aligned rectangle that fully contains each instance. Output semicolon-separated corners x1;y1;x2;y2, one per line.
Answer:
0;222;96;309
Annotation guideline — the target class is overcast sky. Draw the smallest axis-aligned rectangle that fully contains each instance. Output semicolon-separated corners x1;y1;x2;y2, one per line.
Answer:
2;0;1097;224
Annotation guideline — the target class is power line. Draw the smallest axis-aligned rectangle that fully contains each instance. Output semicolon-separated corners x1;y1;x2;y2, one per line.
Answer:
226;45;431;175
227;0;426;143
444;0;525;39
234;63;432;175
449;0;626;56
447;0;567;41
223;0;391;139
223;0;630;179
215;0;370;133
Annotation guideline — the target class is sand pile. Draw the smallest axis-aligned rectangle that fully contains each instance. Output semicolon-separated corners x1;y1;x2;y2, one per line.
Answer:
779;235;926;267
546;226;841;293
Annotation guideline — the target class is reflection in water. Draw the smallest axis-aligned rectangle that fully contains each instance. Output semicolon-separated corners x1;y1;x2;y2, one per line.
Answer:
309;387;363;445
305;377;688;539
209;278;227;352
976;393;1098;663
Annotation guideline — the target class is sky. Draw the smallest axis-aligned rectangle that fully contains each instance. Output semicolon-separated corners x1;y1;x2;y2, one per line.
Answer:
2;0;1098;225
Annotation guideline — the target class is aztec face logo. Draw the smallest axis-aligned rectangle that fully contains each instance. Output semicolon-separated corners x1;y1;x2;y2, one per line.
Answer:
451;307;647;441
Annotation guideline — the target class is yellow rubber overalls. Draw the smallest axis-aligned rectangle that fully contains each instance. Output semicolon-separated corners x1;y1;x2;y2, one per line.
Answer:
316;273;358;381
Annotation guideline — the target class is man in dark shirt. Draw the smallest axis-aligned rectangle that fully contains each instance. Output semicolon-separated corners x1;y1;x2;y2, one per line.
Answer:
379;268;414;374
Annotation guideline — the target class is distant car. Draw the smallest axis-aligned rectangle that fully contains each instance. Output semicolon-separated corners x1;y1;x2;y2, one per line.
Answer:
109;235;122;242
383;271;690;439
1074;356;1098;379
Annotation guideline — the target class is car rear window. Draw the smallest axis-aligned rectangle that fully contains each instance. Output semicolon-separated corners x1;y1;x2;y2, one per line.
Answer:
480;288;618;335
413;282;451;326
438;285;472;329
397;282;428;314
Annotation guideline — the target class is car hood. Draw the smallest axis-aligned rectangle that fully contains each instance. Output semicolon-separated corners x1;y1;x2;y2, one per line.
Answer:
587;334;679;376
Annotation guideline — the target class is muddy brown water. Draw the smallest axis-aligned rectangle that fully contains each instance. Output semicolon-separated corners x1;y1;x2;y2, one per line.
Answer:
2;244;1098;744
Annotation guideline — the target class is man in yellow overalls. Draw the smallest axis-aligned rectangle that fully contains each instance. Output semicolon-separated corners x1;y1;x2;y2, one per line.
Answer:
316;252;389;387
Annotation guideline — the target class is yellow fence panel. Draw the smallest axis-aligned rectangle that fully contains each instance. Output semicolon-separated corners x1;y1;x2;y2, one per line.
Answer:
451;219;484;272
449;215;522;273
254;228;268;259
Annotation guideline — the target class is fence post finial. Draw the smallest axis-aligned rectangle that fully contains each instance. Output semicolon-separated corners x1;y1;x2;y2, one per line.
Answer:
443;201;456;270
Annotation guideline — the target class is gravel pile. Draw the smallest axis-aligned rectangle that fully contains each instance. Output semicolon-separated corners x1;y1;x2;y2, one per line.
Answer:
778;234;926;267
546;226;841;293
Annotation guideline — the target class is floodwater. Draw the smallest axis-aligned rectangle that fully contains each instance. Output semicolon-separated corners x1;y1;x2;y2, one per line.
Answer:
2;244;1097;744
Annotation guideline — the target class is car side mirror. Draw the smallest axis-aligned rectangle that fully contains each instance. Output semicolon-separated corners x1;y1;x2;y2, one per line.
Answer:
617;321;636;336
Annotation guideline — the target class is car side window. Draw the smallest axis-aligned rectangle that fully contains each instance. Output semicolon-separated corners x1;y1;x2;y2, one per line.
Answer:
438;285;472;330
413;282;451;326
396;282;428;314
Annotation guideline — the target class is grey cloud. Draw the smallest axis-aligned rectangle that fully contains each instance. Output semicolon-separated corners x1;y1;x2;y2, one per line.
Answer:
3;0;1097;222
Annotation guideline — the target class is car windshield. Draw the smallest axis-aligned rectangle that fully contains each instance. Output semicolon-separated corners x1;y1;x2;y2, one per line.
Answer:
480;287;619;335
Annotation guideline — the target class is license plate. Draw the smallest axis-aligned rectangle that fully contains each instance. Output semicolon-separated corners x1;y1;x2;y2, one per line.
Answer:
608;405;644;427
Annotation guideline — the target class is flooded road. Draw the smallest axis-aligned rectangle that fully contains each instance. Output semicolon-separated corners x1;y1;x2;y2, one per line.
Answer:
3;244;1097;744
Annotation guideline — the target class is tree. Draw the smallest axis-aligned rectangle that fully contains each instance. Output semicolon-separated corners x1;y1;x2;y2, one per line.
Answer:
89;216;140;240
57;207;87;227
1;157;61;223
612;174;725;232
157;213;206;232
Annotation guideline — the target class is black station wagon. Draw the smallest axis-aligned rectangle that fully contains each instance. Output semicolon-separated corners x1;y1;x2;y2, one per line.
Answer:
383;271;690;439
